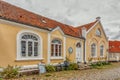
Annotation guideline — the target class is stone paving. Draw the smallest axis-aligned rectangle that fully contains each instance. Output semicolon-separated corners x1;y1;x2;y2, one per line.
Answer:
76;68;120;80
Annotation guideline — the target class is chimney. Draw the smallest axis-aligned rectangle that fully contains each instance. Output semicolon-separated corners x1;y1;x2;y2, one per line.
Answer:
96;17;101;21
82;27;86;38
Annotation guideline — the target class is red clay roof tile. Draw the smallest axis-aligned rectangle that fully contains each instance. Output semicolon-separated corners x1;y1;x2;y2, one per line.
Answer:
109;41;120;53
0;1;97;38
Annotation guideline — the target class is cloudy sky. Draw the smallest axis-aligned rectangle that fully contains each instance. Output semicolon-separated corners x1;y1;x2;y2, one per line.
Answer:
4;0;120;40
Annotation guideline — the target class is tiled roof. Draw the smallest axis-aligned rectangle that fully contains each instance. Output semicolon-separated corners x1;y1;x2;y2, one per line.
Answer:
76;20;97;35
109;41;120;53
0;1;97;38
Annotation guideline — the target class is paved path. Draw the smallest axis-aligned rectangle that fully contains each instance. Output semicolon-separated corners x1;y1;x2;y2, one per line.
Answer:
69;67;120;80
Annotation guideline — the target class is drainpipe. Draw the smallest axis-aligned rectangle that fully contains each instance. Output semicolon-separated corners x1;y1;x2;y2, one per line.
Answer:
82;37;86;64
81;27;87;64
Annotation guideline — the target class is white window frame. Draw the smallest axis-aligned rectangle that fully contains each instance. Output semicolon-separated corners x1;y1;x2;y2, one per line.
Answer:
91;43;97;57
51;39;62;59
16;30;43;61
100;45;104;57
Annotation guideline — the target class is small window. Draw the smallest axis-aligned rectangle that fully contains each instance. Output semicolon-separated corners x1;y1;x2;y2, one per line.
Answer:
100;45;104;57
76;42;81;48
96;29;101;36
51;39;62;57
91;43;97;57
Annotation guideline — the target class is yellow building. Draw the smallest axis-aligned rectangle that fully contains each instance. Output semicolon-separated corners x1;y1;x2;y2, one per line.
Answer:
0;1;108;67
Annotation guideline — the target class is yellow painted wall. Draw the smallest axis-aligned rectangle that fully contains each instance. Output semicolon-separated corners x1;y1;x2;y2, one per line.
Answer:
66;37;84;62
0;19;108;67
0;21;48;67
50;29;64;63
86;22;108;62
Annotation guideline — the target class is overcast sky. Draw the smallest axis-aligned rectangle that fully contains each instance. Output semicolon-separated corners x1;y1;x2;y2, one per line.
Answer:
4;0;120;40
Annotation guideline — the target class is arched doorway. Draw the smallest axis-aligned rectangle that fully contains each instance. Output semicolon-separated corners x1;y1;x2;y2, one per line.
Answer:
76;42;82;62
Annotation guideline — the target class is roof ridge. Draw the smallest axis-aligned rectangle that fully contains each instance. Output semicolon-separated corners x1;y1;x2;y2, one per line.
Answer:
0;0;98;38
76;20;97;28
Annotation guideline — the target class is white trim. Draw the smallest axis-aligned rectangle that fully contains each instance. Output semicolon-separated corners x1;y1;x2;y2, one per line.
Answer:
50;57;63;59
16;58;44;61
47;32;51;64
98;21;108;40
86;20;108;40
0;19;49;33
63;37;66;60
86;20;99;34
16;30;43;60
50;26;65;35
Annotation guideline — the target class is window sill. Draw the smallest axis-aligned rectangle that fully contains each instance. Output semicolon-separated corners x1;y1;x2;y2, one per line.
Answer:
50;57;63;59
16;58;44;61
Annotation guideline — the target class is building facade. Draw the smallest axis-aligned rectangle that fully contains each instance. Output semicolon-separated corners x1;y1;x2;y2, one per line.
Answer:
0;1;108;67
109;41;120;61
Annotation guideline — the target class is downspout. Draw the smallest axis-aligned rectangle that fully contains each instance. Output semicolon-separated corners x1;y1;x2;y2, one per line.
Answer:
81;37;86;64
81;27;87;64
83;37;86;64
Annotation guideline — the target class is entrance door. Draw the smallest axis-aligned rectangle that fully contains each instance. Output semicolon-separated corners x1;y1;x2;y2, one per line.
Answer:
76;42;82;62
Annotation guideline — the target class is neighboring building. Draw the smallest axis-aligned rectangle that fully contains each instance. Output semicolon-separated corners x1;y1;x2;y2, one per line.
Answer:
109;41;120;61
0;1;108;67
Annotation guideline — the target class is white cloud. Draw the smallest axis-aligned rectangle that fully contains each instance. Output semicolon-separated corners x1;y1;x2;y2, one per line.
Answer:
4;0;120;40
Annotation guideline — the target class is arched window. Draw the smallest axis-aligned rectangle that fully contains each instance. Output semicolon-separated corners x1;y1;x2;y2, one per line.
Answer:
96;29;101;36
51;39;62;57
17;31;42;60
100;45;104;57
76;42;81;48
91;43;97;57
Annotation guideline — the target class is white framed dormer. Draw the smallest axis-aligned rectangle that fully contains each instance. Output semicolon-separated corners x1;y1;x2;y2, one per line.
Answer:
90;43;97;58
16;30;43;61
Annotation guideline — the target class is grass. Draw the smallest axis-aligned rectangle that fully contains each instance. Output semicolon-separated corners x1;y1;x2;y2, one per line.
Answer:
4;62;120;80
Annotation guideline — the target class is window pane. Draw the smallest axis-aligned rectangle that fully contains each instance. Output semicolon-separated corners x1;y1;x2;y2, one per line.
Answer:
22;34;38;41
96;29;101;36
91;44;96;57
55;44;58;56
34;42;38;56
100;46;104;56
28;41;33;56
76;43;81;48
21;41;26;57
59;45;61;56
51;44;54;56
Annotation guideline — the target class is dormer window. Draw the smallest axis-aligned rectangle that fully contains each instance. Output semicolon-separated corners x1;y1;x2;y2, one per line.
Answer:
41;19;47;23
96;29;101;36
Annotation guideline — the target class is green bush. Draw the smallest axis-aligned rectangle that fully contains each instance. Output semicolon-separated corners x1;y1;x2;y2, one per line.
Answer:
1;65;20;79
67;63;78;70
45;65;56;72
90;61;111;69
